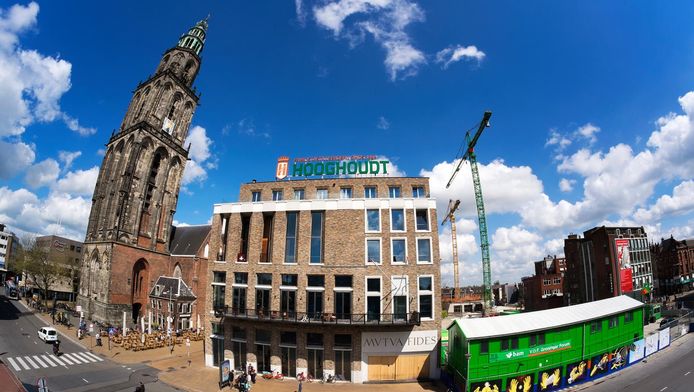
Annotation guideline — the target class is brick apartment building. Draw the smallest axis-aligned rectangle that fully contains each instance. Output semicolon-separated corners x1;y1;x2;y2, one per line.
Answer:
564;226;653;305
521;255;566;311
650;236;694;295
205;176;441;383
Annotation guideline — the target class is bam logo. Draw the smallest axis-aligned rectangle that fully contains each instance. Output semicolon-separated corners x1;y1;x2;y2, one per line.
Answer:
276;156;289;180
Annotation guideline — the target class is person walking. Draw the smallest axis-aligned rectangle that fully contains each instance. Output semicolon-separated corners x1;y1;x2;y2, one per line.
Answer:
298;379;303;392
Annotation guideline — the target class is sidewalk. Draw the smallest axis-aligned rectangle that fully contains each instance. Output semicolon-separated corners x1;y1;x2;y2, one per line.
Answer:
26;302;444;392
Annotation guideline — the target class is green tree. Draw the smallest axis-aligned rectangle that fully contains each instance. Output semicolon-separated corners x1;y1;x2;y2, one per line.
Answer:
21;236;75;307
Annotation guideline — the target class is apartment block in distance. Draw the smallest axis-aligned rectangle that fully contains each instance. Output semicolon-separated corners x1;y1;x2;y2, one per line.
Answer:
564;226;653;305
650;236;694;295
205;176;441;383
521;255;566;311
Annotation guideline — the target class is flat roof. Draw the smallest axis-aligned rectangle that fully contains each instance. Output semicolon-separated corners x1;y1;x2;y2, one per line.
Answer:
450;296;643;340
243;176;430;185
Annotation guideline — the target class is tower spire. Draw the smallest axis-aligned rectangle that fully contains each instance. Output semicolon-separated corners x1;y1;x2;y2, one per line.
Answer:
177;17;208;56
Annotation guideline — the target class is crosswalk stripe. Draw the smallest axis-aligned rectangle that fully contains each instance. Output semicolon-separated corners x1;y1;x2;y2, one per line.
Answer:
50;354;65;366
41;355;56;367
7;357;21;371
23;356;40;369
32;355;48;368
16;357;30;370
58;354;74;365
74;353;96;363
63;353;84;364
83;352;103;362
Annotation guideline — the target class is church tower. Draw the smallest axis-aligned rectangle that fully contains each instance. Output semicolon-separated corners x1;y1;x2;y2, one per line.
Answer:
78;19;209;325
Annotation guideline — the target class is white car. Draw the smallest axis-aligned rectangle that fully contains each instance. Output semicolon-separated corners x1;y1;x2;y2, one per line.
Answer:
38;327;58;342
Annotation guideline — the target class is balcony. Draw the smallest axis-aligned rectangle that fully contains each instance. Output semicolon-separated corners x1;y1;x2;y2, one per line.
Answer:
216;307;420;326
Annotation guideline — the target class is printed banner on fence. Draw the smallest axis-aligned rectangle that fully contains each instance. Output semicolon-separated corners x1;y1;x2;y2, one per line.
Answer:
629;339;645;364
659;327;670;349
489;339;571;363
645;334;659;356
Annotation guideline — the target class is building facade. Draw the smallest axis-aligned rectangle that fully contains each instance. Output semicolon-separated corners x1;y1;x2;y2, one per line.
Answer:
205;177;441;383
446;296;644;392
522;255;566;311
564;226;653;305
0;224;19;277
77;19;210;326
650;236;694;295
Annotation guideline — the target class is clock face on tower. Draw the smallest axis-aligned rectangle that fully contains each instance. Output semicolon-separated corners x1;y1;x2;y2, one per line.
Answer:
163;117;175;134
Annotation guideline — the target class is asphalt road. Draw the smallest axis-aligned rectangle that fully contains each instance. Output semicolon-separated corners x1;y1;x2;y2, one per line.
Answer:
0;296;178;392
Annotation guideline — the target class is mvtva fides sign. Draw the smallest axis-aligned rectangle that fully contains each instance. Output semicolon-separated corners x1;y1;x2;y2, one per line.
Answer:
276;155;389;180
489;340;572;363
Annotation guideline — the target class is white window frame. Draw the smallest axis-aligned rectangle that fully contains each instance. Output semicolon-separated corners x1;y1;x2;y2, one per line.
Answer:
417;274;434;321
316;188;328;200
388;186;401;198
293;189;305;200
414;208;431;232
390;208;407;232
252;191;261;202
412;186;426;198
272;190;283;201
340;187;353;199
364;186;377;199
365;238;382;265
390;237;408;265
415;237;433;264
364;276;382;318
391;275;409;316
365;208;381;233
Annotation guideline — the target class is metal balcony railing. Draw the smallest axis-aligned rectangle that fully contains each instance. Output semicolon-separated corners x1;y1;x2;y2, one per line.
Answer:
215;306;421;326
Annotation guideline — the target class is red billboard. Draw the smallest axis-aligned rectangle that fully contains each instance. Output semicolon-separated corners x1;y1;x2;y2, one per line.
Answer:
620;267;633;293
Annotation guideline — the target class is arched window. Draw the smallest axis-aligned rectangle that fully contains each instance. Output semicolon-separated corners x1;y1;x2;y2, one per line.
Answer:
139;152;163;234
167;96;181;120
136;88;150;119
173;264;182;279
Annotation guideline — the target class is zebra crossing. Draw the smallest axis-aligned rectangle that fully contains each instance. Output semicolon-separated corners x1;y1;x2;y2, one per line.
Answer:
6;351;104;371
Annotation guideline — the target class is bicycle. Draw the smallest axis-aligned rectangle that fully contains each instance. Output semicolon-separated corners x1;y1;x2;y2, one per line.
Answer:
320;374;335;384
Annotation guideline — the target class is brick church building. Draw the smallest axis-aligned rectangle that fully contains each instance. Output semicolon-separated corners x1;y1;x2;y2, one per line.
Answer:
77;19;211;327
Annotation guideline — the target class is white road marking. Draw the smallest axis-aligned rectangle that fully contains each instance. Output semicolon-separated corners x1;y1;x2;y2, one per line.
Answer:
660;387;668;391
50;354;66;366
23;356;40;369
58;354;74;365
15;357;30;370
83;352;103;362
41;355;56;367
685;371;691;376
82;378;89;383
32;355;48;368
63;353;84;364
7;358;21;371
75;352;97;363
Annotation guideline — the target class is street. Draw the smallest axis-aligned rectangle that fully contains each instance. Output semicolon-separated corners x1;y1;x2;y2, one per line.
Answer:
0;296;178;392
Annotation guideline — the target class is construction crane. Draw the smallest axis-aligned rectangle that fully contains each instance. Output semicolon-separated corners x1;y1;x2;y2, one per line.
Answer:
442;199;461;300
446;111;493;314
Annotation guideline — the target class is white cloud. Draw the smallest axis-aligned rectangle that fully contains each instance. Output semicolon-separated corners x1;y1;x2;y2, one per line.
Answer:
559;178;575;192
54;167;98;196
24;158;59;188
182;125;215;186
435;45;485;68
576;123;600;144
61;113;96;136
491;226;544;282
377;116;390;130
0;139;35;179
295;0;307;26
58;150;81;172
313;0;426;81
237;118;271;140
545;129;571;151
634;180;694;222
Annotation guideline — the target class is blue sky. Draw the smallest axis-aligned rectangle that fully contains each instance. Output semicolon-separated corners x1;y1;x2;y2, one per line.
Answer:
2;1;694;286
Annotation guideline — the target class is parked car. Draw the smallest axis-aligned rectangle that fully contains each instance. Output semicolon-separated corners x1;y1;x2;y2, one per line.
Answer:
659;317;676;330
38;327;58;342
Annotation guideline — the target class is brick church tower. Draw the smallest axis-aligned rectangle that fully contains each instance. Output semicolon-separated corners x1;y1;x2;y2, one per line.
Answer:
77;19;210;325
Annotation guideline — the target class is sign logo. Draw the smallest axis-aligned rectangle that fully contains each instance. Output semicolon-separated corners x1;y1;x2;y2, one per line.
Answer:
276;156;289;180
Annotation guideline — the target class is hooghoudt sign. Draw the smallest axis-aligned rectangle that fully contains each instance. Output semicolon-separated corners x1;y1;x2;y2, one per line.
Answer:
361;330;438;354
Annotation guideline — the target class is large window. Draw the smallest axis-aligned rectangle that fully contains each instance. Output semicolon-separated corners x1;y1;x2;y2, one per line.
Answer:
366;209;380;232
418;275;433;319
280;332;297;377
340;187;352;199
316;188;328;199
256;273;272;315
392;276;408;321
230;327;246;370
212;272;226;309
281;274;297;318
415;209;430;231
310;212;324;264
501;338;519;351
416;238;432;263
255;329;272;372
232;287;246;315
334;335;352;381
293;189;305;200
364;186;377;198
272;190;283;201
260;213;274;263
284;211;298;263
590;320;602;334
609;316;619;328
334;275;353;320
391;209;405;231
366;239;381;264
307;275;324;320
252;191;261;202
391;238;407;264
389;186;401;198
412;186;425;198
307;333;324;379
366;277;381;321
529;333;545;347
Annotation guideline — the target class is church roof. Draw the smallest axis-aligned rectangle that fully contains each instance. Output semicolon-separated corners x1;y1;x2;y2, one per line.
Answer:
169;225;210;256
149;276;196;300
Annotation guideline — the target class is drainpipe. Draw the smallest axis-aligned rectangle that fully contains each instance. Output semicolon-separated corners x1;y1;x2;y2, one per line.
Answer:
465;341;471;392
581;322;586;360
